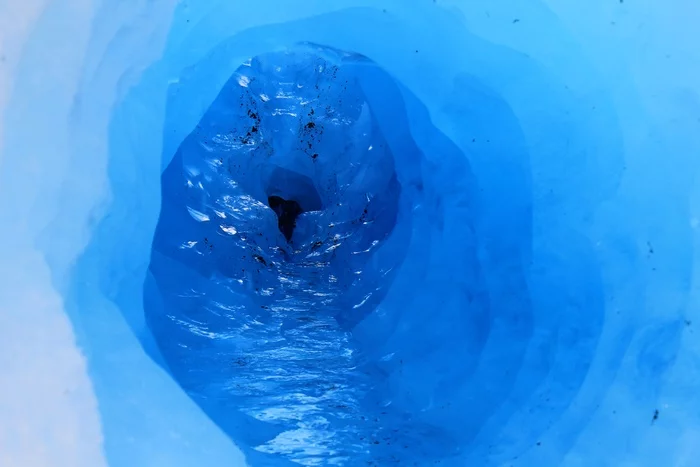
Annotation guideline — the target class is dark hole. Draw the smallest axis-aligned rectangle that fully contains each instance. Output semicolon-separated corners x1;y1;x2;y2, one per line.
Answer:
268;195;303;242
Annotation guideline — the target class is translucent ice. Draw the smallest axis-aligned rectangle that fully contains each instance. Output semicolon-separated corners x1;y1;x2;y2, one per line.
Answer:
1;1;699;466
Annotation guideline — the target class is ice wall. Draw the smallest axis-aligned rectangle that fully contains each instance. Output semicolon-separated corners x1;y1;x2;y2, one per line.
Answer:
1;1;700;466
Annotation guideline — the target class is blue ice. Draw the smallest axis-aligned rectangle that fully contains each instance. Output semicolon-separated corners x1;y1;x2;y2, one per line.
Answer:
1;1;699;466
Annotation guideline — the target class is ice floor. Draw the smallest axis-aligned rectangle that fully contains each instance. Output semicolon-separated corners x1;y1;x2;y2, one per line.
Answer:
1;1;700;467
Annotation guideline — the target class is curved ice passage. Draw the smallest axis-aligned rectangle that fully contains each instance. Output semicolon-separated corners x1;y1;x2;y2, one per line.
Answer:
2;1;700;466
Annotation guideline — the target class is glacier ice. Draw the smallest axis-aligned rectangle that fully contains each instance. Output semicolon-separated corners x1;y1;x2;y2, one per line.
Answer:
1;1;700;466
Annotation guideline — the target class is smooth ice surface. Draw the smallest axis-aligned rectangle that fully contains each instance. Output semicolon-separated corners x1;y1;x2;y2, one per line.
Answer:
1;1;700;466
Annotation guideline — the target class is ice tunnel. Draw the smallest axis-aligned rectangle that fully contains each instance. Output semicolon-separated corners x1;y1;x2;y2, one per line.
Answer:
1;1;700;466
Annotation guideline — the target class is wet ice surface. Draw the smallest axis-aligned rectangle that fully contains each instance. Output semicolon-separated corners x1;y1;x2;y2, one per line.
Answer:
155;251;448;466
162;264;363;464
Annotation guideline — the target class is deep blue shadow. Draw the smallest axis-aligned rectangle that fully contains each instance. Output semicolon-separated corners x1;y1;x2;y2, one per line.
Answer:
142;40;545;465
146;45;429;465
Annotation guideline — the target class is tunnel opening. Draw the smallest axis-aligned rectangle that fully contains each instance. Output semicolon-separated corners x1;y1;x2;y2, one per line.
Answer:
264;166;323;214
145;42;478;466
267;195;302;242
